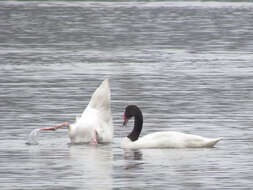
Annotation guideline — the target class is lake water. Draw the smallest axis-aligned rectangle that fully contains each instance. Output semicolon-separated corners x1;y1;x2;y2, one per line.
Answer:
1;1;253;189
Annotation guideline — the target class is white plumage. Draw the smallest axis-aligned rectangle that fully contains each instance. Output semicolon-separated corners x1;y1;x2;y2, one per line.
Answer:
121;131;222;149
68;79;113;143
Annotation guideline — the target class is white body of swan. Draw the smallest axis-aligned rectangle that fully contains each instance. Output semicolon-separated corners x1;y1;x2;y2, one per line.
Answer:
121;105;221;149
121;131;221;149
68;79;113;143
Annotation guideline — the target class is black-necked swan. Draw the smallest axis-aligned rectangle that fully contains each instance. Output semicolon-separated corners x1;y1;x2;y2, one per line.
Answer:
28;79;113;145
121;105;221;149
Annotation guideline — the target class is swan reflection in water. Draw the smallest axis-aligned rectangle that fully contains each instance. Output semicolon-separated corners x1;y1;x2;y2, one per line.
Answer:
123;149;144;170
69;143;112;190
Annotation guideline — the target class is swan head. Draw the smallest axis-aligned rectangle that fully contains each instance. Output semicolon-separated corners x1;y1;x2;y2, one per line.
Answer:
122;105;141;127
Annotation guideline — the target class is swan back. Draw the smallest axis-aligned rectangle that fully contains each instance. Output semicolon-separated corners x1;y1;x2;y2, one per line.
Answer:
121;132;221;149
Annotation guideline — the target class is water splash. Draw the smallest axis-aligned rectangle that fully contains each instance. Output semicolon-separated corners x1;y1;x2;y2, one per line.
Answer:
26;129;41;145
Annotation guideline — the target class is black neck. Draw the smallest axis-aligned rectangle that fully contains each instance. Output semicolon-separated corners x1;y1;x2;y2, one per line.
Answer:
127;110;143;142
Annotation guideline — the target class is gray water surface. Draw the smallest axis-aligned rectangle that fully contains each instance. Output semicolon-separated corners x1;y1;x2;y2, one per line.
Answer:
1;1;253;189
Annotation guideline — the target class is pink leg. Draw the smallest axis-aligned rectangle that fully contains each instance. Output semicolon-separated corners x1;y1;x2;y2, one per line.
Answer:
40;122;70;131
90;129;98;145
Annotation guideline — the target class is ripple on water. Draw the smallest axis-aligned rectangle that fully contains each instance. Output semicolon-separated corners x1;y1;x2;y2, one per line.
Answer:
0;1;253;189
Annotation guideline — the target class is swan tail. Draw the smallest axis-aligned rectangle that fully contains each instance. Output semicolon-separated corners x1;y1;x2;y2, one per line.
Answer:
86;79;111;111
206;137;222;147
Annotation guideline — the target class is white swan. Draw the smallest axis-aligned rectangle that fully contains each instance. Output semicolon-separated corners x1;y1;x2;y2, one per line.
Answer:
35;79;113;144
121;105;221;149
